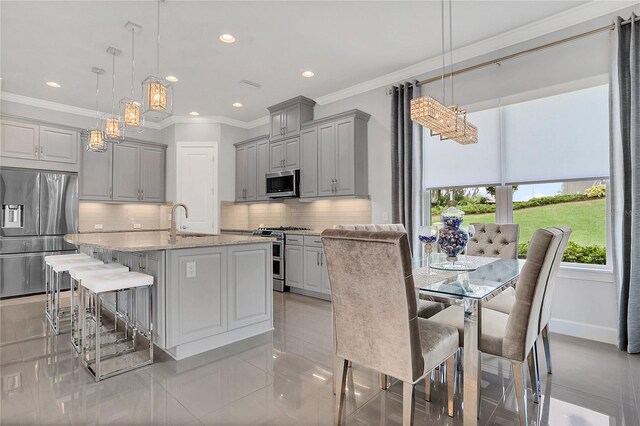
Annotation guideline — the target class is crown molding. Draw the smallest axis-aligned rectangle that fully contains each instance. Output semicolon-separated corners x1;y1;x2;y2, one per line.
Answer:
314;0;637;106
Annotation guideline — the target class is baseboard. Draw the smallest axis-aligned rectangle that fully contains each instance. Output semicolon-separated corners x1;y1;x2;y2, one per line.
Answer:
549;318;617;345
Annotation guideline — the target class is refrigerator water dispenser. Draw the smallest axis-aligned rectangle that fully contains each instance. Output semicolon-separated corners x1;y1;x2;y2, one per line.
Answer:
2;204;24;228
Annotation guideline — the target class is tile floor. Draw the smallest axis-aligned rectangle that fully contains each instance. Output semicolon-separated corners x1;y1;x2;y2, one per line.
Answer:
1;292;638;425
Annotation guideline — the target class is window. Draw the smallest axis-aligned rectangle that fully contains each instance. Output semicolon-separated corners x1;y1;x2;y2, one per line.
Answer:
513;180;607;265
429;187;496;226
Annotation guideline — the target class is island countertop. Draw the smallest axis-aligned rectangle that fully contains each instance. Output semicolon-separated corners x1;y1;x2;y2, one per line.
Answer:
64;231;274;252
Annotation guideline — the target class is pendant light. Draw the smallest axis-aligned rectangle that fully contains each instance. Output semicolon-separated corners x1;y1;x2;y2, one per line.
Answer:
104;46;124;143
410;0;477;145
82;67;108;152
119;21;144;133
142;0;173;121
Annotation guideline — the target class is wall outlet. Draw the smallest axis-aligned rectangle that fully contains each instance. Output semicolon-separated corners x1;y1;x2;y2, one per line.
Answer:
94;224;103;230
186;261;197;278
133;223;141;229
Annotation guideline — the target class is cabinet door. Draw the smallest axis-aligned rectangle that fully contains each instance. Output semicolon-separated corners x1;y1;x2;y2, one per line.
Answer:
112;142;141;201
269;141;284;172
285;245;304;289
256;139;270;200
335;118;355;195
235;145;246;201
228;244;271;330
283;105;300;138
321;251;331;295
141;145;165;202
283;137;299;170
167;247;227;348
39;126;78;164
317;122;336;197
303;247;323;293
80;143;113;200
270;111;284;141
0;120;39;160
244;143;258;201
300;127;318;198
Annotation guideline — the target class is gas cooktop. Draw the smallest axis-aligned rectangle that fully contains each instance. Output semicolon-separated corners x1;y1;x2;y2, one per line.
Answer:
252;226;310;237
257;226;309;231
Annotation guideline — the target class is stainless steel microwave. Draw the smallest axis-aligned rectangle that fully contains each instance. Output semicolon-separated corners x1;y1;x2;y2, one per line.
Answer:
266;170;299;199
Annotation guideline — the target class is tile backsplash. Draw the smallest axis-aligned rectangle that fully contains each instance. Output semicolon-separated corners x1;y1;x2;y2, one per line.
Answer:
79;203;169;233
220;199;372;231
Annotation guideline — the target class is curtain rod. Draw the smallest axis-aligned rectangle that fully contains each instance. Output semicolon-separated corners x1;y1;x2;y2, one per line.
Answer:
414;14;639;88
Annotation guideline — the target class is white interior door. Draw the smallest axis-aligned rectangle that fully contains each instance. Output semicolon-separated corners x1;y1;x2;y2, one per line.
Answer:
176;142;219;234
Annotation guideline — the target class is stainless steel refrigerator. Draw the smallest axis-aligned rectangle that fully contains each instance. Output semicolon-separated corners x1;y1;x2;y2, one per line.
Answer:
0;168;79;299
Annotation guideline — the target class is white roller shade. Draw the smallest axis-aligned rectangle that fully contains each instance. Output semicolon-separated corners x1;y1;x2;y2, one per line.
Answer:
503;85;609;184
424;107;502;190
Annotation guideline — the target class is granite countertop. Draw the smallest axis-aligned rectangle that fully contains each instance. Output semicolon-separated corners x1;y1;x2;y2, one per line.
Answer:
65;231;274;252
220;228;254;233
284;230;325;236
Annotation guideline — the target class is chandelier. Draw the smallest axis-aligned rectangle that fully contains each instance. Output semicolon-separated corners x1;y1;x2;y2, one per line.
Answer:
82;67;108;152
119;21;144;133
410;0;478;145
104;46;124;143
142;0;173;121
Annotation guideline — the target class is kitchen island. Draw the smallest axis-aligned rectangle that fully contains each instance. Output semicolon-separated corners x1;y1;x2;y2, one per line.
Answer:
65;231;273;360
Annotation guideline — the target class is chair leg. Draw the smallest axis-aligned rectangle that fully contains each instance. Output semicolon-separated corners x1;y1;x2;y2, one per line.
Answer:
335;359;349;426
403;381;415;426
527;348;540;404
541;325;552;375
511;361;529;426
446;355;455;417
379;373;390;390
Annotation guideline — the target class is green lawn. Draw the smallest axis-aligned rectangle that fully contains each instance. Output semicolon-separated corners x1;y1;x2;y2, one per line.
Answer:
432;198;606;247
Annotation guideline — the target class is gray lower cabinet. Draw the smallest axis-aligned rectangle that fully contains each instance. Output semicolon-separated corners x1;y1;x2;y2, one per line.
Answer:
113;142;141;202
80;143;113;200
286;235;330;297
303;246;323;293
285;245;304;289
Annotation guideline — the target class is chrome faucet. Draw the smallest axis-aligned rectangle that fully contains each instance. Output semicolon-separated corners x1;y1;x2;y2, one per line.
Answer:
169;203;189;243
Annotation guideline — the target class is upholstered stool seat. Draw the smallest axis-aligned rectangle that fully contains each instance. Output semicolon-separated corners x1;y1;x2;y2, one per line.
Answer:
44;253;89;262
51;258;103;273
69;263;130;281
83;272;153;294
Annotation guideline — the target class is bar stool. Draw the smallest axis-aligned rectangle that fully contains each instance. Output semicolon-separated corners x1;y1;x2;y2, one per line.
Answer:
45;256;103;334
68;263;130;354
80;271;154;382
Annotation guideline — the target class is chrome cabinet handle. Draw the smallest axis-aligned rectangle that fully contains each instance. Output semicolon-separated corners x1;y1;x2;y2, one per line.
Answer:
109;187;113;198
140;189;144;200
320;253;323;266
40;146;44;157
316;252;320;266
34;146;38;157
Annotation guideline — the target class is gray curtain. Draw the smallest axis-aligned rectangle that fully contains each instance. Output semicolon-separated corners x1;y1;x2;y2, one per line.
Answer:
610;14;640;354
391;81;424;255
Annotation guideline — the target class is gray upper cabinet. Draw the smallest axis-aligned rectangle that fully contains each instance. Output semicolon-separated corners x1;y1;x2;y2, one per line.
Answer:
301;109;370;199
0;119;80;171
235;135;269;203
269;137;299;172
300;127;318;198
113;142;141;202
80;143;113;200
141;145;166;202
268;140;284;171
267;96;315;142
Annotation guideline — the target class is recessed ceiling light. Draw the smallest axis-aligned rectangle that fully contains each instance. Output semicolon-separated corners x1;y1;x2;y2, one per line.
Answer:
165;75;178;82
302;71;315;78
219;34;236;44
189;111;200;116
46;81;61;88
232;102;243;108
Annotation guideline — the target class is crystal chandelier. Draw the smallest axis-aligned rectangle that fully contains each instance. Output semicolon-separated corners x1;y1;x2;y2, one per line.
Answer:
119;21;144;133
82;67;108;152
410;0;477;145
142;0;173;121
104;46;124;143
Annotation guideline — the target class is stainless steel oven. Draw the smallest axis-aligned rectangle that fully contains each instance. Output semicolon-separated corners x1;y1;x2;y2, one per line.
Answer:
252;226;309;292
266;170;299;199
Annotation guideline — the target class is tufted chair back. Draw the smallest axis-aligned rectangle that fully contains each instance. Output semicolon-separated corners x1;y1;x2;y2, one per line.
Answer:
538;227;571;331
467;223;520;259
333;223;407;232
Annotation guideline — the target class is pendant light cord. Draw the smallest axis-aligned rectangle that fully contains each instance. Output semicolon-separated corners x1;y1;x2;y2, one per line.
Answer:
448;0;454;106
130;27;135;97
156;0;161;75
111;52;116;115
95;71;100;127
440;0;445;104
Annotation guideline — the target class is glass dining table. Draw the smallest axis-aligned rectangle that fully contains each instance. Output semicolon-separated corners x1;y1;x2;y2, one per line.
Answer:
412;255;524;426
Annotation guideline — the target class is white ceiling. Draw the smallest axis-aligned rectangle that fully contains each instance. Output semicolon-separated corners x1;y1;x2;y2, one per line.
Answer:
0;1;631;123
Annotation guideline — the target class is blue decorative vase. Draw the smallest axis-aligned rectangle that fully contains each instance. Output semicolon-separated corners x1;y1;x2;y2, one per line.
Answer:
437;204;469;262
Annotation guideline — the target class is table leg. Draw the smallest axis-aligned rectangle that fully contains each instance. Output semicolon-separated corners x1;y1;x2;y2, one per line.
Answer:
463;298;481;426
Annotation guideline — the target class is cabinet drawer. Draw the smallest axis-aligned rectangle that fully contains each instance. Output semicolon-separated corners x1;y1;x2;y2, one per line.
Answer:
286;234;303;245
303;235;323;247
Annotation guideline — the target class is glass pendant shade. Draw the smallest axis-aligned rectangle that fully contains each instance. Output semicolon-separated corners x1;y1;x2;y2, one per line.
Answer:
438;108;479;145
410;96;459;134
82;129;108;152
104;116;123;143
119;98;144;133
142;76;173;121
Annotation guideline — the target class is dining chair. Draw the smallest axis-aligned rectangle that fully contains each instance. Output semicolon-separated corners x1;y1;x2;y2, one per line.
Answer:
321;229;460;425
485;226;571;378
467;223;520;259
428;227;564;425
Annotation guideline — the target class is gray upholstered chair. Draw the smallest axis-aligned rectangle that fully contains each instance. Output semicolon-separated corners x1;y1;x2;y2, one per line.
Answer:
321;229;459;425
485;227;571;378
467;223;520;259
428;227;564;425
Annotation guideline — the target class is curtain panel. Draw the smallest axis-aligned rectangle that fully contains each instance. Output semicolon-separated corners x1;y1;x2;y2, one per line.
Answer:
390;81;424;255
610;14;640;354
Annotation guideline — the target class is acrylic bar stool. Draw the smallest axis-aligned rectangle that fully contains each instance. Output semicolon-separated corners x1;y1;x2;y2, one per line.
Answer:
68;263;130;354
45;256;103;334
80;271;154;382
